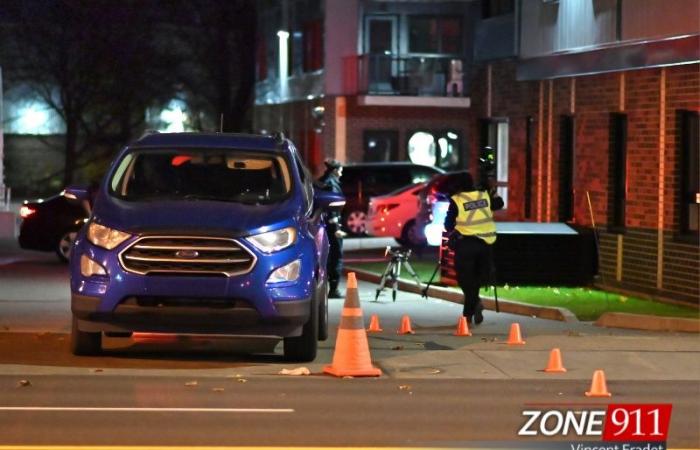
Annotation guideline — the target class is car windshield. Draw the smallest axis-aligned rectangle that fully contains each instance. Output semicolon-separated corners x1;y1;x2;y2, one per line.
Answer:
109;149;292;204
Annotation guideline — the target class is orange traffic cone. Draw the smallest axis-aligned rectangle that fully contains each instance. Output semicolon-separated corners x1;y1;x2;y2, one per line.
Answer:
454;316;472;336
544;348;567;373
506;323;526;345
323;273;381;377
367;314;383;332
397;315;415;335
585;369;612;397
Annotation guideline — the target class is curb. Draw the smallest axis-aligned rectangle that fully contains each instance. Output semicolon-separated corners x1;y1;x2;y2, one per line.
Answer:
595;312;700;333
345;267;576;322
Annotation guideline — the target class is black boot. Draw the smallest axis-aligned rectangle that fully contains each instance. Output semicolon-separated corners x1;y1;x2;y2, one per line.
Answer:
474;302;484;325
328;283;343;298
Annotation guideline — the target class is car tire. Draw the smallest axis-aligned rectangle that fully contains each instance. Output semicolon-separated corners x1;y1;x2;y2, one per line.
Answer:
70;316;102;356
344;209;367;236
317;279;329;341
56;229;78;263
399;220;426;248
283;298;318;362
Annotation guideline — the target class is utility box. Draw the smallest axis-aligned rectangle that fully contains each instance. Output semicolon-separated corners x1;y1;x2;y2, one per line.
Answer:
439;222;597;286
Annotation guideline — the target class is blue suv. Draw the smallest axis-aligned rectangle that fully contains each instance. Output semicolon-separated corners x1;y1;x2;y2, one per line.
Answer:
66;132;344;361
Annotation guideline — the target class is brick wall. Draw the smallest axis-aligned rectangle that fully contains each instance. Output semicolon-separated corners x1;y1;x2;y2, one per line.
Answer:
479;61;699;304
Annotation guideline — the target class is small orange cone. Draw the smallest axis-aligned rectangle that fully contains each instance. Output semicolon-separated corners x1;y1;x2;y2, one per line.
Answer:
454;316;472;336
323;273;381;377
397;315;415;334
367;314;383;332
506;323;526;345
544;348;567;373
585;369;612;397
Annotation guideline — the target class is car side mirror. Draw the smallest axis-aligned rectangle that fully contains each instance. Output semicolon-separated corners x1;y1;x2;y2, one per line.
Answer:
63;185;92;215
314;189;345;212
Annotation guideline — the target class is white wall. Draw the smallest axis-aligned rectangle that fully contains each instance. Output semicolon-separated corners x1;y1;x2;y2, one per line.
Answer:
324;0;359;95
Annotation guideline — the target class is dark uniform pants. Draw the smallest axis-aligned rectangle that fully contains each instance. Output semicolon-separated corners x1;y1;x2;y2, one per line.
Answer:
453;235;493;317
327;226;343;292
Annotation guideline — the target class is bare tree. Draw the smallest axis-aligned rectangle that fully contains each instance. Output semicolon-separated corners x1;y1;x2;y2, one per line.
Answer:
0;0;176;186
163;0;257;132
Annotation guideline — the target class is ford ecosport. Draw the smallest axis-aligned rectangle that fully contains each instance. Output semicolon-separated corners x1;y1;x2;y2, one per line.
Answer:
67;132;344;361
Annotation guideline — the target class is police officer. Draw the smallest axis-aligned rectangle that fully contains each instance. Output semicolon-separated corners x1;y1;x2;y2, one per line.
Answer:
443;170;503;324
318;159;346;298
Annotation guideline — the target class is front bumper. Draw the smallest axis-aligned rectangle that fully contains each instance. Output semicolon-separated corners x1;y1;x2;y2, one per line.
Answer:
72;293;310;336
70;233;317;338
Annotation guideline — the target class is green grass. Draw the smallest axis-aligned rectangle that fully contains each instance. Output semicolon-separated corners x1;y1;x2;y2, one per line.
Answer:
347;261;700;321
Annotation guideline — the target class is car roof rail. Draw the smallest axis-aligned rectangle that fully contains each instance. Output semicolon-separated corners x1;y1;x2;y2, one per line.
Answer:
273;131;286;144
140;129;160;138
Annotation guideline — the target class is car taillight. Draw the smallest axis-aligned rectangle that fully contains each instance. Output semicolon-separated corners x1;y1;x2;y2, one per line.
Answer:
19;206;36;219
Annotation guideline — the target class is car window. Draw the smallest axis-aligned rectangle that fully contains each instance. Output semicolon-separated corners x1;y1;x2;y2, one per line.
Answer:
292;150;313;214
110;149;291;204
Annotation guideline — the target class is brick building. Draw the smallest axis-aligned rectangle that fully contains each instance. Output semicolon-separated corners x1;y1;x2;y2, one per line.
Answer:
472;1;699;304
254;0;482;176
255;0;699;305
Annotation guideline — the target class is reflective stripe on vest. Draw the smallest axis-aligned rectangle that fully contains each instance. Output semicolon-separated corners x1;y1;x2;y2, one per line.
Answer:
451;190;497;244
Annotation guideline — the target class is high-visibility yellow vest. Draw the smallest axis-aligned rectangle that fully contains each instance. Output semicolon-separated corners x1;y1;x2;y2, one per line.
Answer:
451;190;497;244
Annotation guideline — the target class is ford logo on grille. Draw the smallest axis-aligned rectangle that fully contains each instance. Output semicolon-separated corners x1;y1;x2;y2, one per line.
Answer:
175;250;199;259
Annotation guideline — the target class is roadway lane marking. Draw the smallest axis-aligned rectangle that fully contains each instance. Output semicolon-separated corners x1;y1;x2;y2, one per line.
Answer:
0;407;293;413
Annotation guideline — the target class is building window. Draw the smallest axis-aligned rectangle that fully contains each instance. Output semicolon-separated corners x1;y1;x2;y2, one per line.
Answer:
407;130;462;170
680;110;699;236
608;113;627;231
302;20;323;72
525;116;534;219
364;130;398;162
408;16;462;54
482;0;515;19
479;119;509;209
558;115;575;222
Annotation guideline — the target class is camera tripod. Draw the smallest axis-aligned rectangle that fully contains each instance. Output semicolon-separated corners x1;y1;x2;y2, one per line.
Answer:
374;247;423;302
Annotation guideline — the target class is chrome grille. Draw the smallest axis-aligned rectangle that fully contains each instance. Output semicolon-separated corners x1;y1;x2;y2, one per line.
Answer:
119;236;256;277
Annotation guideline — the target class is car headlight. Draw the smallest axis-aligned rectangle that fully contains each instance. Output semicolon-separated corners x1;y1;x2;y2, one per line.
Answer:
247;227;297;253
267;259;301;284
87;222;131;250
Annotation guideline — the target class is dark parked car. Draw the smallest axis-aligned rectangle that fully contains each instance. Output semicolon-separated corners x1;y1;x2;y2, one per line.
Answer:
18;192;89;262
67;132;343;361
340;162;444;235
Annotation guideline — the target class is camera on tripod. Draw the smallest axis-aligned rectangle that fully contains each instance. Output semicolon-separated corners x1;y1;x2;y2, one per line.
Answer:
374;246;423;302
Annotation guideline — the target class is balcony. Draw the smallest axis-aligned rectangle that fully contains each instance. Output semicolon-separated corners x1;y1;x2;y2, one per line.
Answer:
342;54;471;108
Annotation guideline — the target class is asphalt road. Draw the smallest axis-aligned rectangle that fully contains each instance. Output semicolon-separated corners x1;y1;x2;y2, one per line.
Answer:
1;375;699;447
1;241;699;448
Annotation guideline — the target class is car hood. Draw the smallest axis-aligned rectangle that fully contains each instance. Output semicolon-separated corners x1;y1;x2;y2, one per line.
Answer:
91;195;301;237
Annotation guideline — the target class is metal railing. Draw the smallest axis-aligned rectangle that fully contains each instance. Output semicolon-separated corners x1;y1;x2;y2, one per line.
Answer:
343;54;469;97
